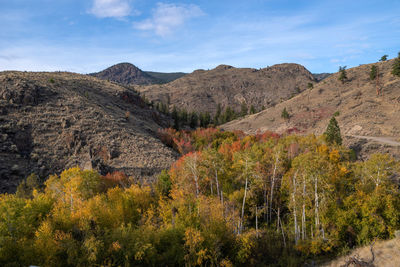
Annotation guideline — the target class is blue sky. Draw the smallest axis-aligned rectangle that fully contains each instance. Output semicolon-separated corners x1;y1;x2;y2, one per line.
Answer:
0;0;399;73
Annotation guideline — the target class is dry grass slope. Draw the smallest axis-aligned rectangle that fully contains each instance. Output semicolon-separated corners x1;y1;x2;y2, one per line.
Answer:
322;237;400;267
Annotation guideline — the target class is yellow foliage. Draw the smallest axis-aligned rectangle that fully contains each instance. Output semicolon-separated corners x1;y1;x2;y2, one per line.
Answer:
329;149;340;162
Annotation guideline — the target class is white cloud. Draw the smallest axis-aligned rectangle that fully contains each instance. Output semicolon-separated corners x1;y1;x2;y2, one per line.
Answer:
90;0;131;18
134;3;204;36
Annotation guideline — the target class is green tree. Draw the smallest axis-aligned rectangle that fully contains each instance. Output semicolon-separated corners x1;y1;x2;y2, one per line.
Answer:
199;112;211;128
240;102;248;117
370;65;378;80
16;173;40;198
189;112;198;128
338;66;348;84
281;107;290;120
171;106;179;130
391;52;400;77
249;105;256;114
156;170;172;197
179;109;188;125
214;103;222;125
324;116;342;145
222;106;236;123
380;55;388;61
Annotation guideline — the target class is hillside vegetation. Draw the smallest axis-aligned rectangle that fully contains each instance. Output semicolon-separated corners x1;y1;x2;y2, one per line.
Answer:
1;128;399;266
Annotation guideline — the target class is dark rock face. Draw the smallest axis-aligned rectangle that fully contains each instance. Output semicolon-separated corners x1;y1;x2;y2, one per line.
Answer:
0;71;177;193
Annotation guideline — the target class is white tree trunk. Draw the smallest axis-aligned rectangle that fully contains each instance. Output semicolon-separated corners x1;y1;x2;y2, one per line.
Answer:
292;171;298;244
269;153;279;222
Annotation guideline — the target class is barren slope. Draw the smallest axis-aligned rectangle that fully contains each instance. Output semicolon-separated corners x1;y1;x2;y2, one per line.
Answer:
0;71;177;193
137;63;316;114
222;59;400;158
322;237;400;267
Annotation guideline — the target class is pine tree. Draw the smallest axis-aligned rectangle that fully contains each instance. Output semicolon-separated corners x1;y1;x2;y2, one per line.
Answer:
380;55;388;61
189;112;198;128
391;52;400;77
370;65;377;80
281;107;290;120
214;103;222;125
172;106;179;129
249;105;256;114
324;116;342;145
240;102;248;117
338;66;348;84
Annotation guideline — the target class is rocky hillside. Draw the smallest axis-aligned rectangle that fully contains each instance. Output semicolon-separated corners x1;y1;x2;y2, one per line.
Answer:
137;63;316;114
222;59;400;159
0;71;177;193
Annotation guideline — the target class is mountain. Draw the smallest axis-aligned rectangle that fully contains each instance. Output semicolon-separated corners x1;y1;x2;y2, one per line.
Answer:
312;72;331;81
137;63;316;114
90;63;187;85
145;71;186;83
222;59;400;158
0;71;177;193
90;63;161;85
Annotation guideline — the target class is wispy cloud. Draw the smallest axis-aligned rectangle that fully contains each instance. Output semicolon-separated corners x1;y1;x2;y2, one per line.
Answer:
134;3;204;36
89;0;131;18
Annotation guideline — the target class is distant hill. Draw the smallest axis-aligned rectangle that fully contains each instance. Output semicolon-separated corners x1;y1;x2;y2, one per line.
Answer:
137;63;316;114
0;71;177;193
90;63;160;85
90;63;187;85
312;72;331;81
222;59;400;159
145;71;186;83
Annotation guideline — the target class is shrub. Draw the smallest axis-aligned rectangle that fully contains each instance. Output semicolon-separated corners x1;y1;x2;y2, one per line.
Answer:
281;107;290;120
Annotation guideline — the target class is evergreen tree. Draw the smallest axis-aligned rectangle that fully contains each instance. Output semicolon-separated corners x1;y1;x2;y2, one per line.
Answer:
324;116;342;145
171;106;179;129
281;107;290;120
380;55;388;61
189;112;198;128
249;105;256;114
223;106;235;123
370;65;378;80
240;102;248;117
179;109;188;125
391;52;400;77
214;103;222;125
338;66;348;84
199;112;211;128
